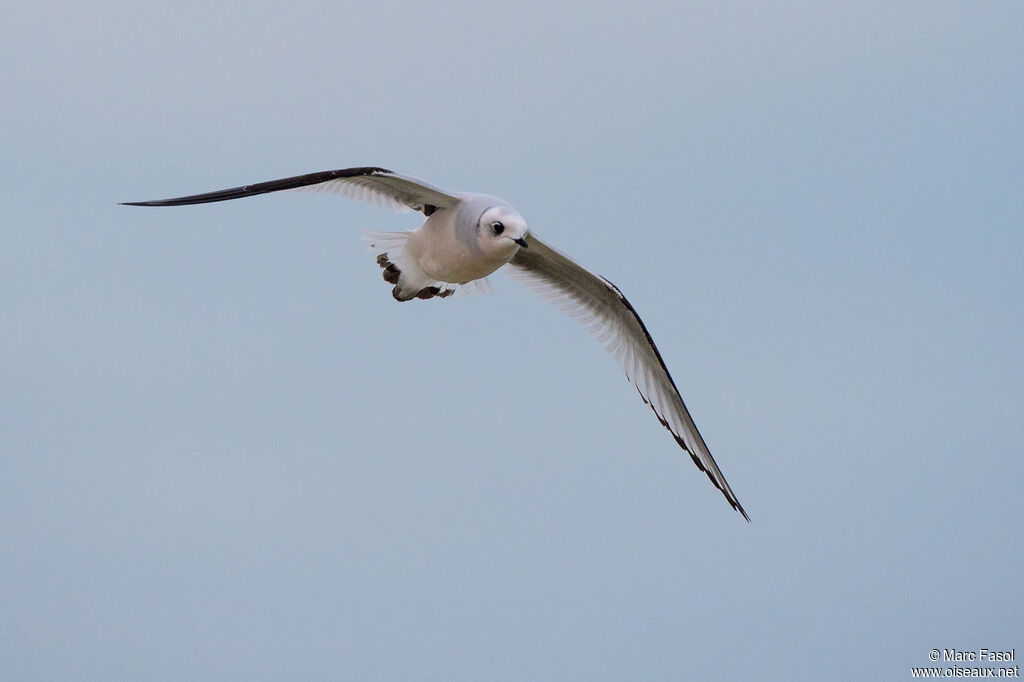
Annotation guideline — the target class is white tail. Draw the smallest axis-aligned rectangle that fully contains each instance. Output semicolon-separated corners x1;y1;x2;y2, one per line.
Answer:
361;230;455;301
361;230;410;256
360;230;495;301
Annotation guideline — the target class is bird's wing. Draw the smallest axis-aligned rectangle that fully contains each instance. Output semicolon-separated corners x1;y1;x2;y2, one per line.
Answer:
505;234;748;520
122;167;460;214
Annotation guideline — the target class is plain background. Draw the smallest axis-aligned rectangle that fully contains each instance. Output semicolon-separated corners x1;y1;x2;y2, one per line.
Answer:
2;1;1021;679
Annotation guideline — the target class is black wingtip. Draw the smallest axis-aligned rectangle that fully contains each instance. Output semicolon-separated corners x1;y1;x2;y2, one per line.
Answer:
118;167;397;208
120;200;187;206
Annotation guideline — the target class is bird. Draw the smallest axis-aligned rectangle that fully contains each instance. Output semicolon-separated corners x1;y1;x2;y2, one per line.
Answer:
123;166;748;520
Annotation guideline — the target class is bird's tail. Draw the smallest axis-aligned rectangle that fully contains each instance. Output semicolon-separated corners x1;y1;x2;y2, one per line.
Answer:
361;230;455;301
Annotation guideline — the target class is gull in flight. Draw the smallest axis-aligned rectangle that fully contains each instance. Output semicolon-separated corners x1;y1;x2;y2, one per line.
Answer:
124;167;748;520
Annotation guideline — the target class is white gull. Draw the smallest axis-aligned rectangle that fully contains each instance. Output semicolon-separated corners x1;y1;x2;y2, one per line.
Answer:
124;166;748;520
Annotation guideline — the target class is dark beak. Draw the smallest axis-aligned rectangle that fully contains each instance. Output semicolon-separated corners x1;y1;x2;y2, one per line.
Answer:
513;237;529;248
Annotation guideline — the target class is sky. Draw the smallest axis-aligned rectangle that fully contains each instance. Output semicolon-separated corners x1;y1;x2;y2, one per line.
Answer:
2;1;1022;680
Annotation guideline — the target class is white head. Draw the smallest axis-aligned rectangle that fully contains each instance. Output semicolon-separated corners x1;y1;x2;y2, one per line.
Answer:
476;204;529;257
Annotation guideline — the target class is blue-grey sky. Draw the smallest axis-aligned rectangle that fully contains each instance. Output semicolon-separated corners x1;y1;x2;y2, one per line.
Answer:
2;2;1021;680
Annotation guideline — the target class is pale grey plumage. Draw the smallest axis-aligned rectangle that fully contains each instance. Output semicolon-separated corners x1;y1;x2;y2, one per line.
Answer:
505;238;748;519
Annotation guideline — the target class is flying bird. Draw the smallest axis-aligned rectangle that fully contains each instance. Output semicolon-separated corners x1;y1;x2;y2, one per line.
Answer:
124;166;748;520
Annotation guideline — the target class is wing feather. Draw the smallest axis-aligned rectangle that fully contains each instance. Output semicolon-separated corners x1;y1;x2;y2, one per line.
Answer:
505;234;748;520
122;167;460;214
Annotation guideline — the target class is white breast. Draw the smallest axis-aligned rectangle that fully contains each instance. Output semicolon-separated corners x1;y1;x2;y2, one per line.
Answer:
409;210;513;284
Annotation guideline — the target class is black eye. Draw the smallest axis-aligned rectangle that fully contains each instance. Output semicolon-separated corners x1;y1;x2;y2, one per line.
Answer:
492;221;505;235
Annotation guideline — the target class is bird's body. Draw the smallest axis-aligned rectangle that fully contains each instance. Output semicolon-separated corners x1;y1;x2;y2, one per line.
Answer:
404;194;522;289
124;167;749;520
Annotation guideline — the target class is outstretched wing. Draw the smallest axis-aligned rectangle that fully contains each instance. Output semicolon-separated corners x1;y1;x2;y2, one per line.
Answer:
505;234;748;520
122;167;460;214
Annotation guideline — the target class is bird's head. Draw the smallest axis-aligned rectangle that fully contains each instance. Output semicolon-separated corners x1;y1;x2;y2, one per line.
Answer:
477;205;529;257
